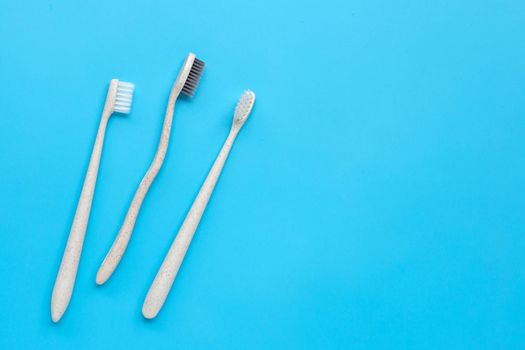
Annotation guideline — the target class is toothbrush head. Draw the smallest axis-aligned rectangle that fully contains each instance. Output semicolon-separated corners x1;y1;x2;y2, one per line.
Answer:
114;81;135;114
234;90;256;126
181;55;205;98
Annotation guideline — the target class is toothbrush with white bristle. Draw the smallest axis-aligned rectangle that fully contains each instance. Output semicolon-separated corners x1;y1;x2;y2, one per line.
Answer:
96;53;205;285
51;79;135;323
142;90;256;319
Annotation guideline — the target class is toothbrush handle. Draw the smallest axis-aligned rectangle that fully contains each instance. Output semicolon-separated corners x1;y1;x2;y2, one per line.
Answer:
142;129;239;319
96;95;178;284
51;112;110;322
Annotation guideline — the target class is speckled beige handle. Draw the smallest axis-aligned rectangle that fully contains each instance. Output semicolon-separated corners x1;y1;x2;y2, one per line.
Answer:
51;103;114;323
96;88;180;285
142;128;239;319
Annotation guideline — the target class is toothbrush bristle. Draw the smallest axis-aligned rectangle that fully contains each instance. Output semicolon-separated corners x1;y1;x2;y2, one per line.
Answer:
181;58;205;97
234;90;256;123
114;81;135;114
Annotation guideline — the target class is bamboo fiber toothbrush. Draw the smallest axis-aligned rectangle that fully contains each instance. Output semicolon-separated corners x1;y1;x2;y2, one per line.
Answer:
51;79;135;322
142;90;256;319
96;53;205;285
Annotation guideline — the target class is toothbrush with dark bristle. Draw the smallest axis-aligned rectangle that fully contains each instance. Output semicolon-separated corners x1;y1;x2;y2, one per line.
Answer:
96;53;205;285
142;90;256;319
51;79;135;322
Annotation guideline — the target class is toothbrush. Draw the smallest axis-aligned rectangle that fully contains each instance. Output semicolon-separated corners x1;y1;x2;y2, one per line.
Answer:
96;53;205;285
51;79;135;323
142;90;256;319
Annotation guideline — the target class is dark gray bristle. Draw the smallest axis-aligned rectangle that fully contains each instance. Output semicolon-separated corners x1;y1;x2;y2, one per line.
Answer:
181;58;205;97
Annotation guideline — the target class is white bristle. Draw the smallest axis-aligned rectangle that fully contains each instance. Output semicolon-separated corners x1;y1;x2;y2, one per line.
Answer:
234;90;256;124
114;81;135;114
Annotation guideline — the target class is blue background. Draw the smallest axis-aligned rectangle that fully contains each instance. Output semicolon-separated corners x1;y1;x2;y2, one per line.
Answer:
0;0;524;348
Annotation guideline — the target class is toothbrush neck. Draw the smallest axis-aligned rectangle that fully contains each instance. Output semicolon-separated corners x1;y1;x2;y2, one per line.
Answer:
101;108;113;122
229;125;242;139
170;80;183;100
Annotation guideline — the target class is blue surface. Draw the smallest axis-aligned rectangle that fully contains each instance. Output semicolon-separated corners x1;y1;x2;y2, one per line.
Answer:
0;0;524;348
